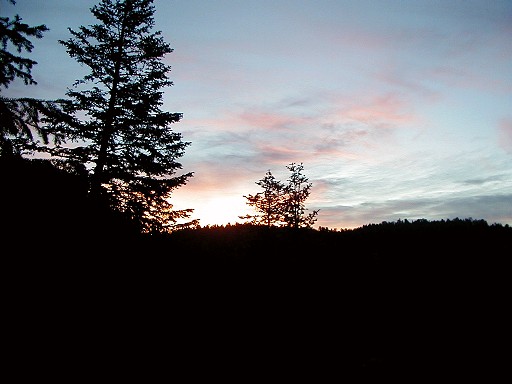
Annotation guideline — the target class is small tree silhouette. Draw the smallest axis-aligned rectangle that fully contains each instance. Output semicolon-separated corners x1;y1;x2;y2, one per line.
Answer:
242;163;319;229
240;170;285;227
282;163;319;229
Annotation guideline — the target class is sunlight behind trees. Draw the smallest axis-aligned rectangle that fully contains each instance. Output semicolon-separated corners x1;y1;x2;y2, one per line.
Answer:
196;195;250;227
241;162;319;228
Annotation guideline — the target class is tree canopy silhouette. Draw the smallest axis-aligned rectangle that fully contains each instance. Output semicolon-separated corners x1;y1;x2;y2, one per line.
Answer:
0;0;71;157
42;0;194;233
282;162;319;228
242;162;319;228
0;0;48;88
241;170;285;227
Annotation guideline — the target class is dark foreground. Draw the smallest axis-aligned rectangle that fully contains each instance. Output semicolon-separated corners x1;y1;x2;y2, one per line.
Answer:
6;218;510;380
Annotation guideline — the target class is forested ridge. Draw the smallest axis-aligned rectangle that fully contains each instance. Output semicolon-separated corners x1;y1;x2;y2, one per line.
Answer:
4;156;510;379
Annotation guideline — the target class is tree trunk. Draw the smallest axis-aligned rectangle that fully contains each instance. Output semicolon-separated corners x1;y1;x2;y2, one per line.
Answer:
90;19;126;199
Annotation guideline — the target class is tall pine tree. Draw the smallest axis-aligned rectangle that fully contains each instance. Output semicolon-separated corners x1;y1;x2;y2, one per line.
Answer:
48;0;194;233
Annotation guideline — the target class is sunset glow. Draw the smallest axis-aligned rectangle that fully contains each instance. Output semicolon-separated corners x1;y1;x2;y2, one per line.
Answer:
173;193;252;227
3;0;511;229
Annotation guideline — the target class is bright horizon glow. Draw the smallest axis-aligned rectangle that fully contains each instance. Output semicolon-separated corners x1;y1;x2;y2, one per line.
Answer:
174;193;252;227
3;0;512;229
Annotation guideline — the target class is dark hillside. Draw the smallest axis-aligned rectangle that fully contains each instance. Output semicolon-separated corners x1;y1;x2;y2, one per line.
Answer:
158;220;509;377
2;158;510;379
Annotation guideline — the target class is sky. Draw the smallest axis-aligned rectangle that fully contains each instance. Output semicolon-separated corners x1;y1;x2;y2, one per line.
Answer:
3;0;512;229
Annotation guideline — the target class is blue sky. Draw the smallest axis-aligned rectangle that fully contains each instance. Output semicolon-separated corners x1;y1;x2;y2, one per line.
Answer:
3;0;512;228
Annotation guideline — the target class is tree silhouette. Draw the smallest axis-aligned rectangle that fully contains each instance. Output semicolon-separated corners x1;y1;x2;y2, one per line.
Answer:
282;163;319;229
45;0;194;232
241;170;285;227
0;0;48;88
0;0;71;157
242;163;319;229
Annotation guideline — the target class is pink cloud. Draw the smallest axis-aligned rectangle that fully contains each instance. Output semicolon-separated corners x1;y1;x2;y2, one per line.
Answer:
330;93;418;129
179;108;312;135
254;144;309;165
187;155;259;185
375;69;441;102
180;116;239;133
345;97;414;126
237;110;311;131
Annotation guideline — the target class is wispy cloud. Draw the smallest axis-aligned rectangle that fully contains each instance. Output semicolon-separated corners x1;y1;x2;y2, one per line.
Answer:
331;93;418;129
237;110;311;131
462;174;507;186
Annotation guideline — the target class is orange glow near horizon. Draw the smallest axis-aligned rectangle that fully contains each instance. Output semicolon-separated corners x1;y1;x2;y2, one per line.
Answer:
172;193;254;227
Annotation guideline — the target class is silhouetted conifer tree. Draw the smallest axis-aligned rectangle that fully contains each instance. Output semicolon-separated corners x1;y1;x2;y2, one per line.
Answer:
0;0;47;89
46;0;194;232
242;163;319;229
241;170;285;227
282;163;319;229
0;0;71;157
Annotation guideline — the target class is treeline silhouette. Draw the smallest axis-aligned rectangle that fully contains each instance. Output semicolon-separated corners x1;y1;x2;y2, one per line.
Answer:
3;156;510;378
